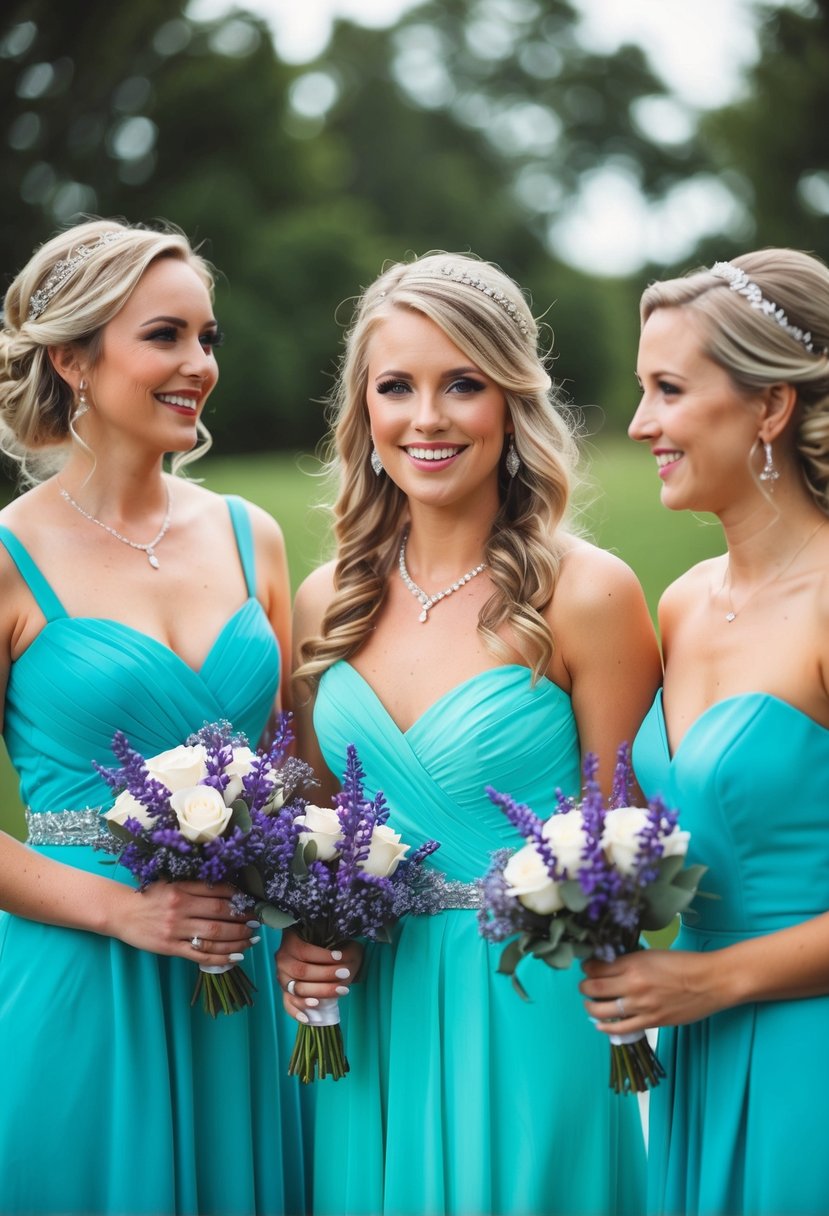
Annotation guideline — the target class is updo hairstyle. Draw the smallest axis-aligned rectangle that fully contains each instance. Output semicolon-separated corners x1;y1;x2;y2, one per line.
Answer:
640;248;829;513
0;218;215;482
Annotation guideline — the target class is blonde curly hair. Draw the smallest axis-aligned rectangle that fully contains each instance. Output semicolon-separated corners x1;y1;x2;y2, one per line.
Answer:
0;217;215;484
296;252;581;685
640;248;829;513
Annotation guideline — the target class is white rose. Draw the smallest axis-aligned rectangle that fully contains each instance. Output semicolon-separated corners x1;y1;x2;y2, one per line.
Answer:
360;823;409;878
503;842;564;915
295;804;343;860
601;806;651;876
541;809;590;876
170;785;233;843
662;825;691;860
146;744;208;793
104;790;155;831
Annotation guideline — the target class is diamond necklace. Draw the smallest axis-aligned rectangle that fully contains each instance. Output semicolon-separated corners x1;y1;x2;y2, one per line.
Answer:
720;518;826;622
58;482;172;570
398;529;487;623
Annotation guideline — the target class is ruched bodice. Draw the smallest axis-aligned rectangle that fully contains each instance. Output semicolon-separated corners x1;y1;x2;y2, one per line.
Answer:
0;499;278;818
0;496;303;1216
315;662;581;880
633;690;829;1215
309;660;645;1216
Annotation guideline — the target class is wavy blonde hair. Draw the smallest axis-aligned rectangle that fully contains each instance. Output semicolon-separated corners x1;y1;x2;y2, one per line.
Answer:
0;217;216;484
641;248;829;513
297;252;581;685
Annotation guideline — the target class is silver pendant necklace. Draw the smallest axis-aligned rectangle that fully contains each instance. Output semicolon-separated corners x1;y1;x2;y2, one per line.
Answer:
58;483;172;570
720;518;826;622
398;529;487;623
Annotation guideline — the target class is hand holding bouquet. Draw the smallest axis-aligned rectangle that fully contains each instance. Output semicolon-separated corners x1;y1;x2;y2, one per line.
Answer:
252;744;441;1082
95;717;311;1015
478;744;705;1093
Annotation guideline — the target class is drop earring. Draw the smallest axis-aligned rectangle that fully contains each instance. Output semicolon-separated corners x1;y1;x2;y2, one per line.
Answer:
370;447;384;476
74;379;89;422
505;436;520;478
759;440;779;483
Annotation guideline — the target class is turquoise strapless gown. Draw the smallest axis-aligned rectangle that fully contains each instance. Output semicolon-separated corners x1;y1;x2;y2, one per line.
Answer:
310;661;646;1216
0;497;304;1216
634;690;829;1216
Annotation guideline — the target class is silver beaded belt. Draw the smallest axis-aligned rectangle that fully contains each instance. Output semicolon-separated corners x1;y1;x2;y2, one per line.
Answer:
25;807;106;846
428;875;483;911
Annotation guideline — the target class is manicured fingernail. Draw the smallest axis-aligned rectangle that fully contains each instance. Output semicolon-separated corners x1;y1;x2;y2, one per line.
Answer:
335;985;349;996
297;1011;309;1024
335;967;350;979
305;997;319;1008
250;935;261;945
246;920;261;929
331;949;343;960
229;952;245;962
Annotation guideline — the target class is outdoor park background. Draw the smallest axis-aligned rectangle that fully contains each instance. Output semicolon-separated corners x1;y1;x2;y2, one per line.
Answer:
0;0;827;838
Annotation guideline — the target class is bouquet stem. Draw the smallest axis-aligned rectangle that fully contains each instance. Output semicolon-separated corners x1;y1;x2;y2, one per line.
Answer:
191;963;256;1017
609;1032;666;1094
287;997;349;1083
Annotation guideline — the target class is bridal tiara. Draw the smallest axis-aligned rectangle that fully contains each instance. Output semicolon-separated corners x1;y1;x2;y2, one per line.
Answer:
28;230;126;322
440;264;530;336
710;260;817;353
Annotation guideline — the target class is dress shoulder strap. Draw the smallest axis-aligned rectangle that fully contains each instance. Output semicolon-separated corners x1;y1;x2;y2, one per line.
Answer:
224;496;256;598
0;525;67;621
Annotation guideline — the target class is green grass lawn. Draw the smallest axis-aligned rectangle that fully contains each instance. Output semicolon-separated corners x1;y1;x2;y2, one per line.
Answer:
0;440;723;840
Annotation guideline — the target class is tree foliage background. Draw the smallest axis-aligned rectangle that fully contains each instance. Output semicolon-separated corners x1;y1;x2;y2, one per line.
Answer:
1;0;827;454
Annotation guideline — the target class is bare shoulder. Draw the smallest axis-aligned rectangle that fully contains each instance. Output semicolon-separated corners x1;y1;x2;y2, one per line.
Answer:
552;537;650;622
294;560;337;636
657;555;723;635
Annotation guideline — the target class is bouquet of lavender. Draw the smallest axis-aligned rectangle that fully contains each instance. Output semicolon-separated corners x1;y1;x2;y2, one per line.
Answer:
95;717;312;1016
478;744;705;1094
251;744;441;1083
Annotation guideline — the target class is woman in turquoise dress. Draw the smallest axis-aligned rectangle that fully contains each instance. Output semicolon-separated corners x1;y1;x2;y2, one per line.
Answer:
0;219;304;1214
581;249;829;1215
277;253;662;1214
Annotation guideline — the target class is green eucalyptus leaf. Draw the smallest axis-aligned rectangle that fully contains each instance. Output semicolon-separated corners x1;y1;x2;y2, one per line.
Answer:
497;937;526;977
657;853;686;883
510;970;532;1002
559;879;589;912
255;902;297;930
229;799;252;834
671;863;707;892
240;863;265;899
105;820;134;844
542;941;576;969
639;883;696;930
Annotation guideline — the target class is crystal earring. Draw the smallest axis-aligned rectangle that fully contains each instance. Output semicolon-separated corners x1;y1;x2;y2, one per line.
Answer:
73;379;89;423
505;436;520;478
370;447;384;476
759;440;779;483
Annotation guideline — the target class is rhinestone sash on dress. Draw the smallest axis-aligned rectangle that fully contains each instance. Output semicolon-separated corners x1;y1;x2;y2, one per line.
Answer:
25;807;106;846
24;809;483;909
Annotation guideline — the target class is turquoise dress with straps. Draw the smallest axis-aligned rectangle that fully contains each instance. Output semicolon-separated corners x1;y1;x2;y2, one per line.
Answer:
0;496;305;1216
634;690;829;1216
308;660;646;1216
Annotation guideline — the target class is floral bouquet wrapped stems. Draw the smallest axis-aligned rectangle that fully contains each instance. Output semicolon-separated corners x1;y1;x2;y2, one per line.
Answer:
478;744;706;1094
94;716;312;1016
251;743;441;1083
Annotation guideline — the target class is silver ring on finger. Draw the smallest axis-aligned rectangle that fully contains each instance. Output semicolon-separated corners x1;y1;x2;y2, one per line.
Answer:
616;996;626;1018
191;935;204;952
286;978;297;996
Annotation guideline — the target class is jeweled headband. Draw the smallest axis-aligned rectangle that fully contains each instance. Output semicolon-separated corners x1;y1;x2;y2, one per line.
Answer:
27;230;126;322
710;260;816;353
440;264;530;336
